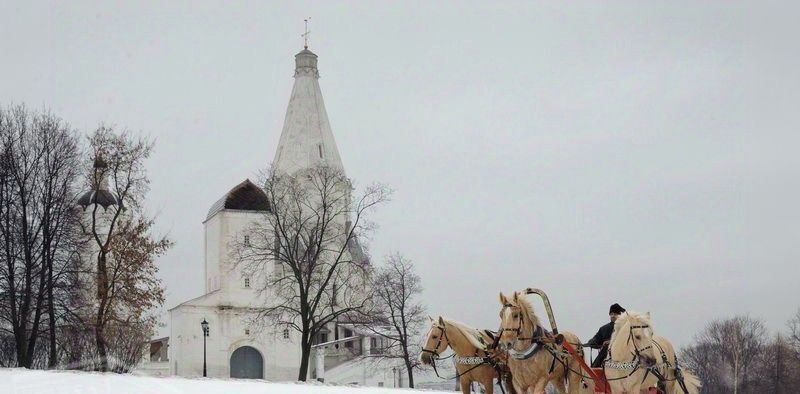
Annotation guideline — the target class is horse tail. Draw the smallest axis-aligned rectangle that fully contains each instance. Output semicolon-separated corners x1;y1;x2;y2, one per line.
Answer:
676;369;702;394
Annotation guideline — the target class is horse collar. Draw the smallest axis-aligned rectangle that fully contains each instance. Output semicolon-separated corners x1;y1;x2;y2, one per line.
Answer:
507;325;547;360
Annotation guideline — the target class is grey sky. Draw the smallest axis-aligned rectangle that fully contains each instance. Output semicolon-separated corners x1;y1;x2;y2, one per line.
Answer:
2;1;798;348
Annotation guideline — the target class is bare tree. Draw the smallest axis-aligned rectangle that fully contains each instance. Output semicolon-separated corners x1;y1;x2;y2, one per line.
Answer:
682;315;766;394
234;165;390;381
361;253;425;388
77;127;170;371
752;333;799;394
788;308;800;354
0;105;81;368
681;342;726;394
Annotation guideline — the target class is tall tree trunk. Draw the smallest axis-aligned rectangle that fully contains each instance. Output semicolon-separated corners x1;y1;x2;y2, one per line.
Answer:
43;201;58;368
95;323;107;371
404;356;415;388
47;259;57;368
298;338;311;381
15;329;28;367
25;268;47;367
95;251;109;371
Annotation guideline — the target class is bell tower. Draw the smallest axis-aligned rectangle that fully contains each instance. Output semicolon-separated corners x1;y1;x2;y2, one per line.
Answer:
273;47;345;176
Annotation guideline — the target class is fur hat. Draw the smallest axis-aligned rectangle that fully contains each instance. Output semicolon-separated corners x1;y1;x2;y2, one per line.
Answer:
609;303;626;315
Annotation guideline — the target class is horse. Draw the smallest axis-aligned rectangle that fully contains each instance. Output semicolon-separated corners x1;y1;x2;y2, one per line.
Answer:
604;311;702;394
420;316;517;394
498;291;589;394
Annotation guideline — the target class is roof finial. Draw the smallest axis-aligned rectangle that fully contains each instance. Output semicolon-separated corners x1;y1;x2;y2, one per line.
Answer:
302;18;311;49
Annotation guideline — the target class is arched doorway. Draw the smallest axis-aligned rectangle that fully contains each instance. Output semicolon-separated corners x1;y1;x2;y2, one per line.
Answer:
230;346;263;379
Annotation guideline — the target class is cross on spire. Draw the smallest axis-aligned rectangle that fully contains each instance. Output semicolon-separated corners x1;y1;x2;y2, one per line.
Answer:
302;18;311;49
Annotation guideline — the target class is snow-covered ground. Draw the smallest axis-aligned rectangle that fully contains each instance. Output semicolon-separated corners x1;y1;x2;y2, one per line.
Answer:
1;368;452;394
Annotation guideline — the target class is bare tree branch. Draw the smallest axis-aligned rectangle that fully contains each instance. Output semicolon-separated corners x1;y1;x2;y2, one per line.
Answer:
232;165;390;381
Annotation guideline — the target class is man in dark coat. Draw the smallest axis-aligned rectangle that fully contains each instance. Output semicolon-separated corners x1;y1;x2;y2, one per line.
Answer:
586;303;626;368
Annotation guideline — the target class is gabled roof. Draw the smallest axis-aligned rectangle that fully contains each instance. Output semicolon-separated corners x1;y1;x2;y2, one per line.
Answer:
206;179;270;221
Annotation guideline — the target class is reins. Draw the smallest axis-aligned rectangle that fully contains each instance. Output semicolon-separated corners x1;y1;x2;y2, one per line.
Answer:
422;321;512;394
601;320;690;393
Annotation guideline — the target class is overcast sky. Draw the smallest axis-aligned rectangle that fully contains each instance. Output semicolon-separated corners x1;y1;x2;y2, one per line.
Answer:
2;1;799;348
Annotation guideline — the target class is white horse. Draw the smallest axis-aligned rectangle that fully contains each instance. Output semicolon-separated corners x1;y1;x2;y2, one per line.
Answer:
605;311;702;394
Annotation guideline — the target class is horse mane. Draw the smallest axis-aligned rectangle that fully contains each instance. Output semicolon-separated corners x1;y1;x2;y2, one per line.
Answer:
609;311;655;358
441;318;489;351
614;311;654;332
513;291;541;329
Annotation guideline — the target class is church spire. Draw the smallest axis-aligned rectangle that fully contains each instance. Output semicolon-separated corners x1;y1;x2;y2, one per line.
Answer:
273;47;345;175
302;18;310;50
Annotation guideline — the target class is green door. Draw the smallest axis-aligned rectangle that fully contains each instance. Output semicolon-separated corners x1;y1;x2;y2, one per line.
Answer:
230;346;263;379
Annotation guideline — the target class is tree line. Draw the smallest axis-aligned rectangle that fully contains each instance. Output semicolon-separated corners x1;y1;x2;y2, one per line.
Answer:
681;309;800;394
0;103;428;383
0;104;170;371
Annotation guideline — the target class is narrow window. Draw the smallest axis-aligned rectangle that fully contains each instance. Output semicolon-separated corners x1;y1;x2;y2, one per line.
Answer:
283;329;290;339
344;329;353;348
332;284;338;306
244;277;250;288
318;144;324;158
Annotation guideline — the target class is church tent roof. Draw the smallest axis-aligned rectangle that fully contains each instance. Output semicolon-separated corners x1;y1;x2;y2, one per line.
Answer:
273;48;345;175
205;179;270;221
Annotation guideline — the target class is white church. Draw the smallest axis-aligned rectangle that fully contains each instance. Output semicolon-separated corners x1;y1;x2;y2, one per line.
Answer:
137;47;411;388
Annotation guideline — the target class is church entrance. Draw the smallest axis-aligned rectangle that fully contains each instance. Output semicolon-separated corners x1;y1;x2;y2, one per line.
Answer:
230;346;263;379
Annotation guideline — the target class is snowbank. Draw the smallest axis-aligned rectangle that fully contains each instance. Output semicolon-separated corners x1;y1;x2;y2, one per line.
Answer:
1;368;451;394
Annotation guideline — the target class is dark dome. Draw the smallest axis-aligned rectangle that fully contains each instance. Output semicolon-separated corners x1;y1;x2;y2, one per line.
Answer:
77;189;122;210
206;179;270;220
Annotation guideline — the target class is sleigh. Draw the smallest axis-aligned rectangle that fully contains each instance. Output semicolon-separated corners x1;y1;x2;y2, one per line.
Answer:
517;288;687;394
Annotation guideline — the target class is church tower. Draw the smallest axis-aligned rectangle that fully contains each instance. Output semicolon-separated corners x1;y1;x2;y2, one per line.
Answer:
165;46;359;382
273;49;345;175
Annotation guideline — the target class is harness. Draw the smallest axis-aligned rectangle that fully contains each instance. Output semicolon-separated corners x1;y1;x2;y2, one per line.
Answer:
498;303;566;376
422;323;512;394
602;323;690;394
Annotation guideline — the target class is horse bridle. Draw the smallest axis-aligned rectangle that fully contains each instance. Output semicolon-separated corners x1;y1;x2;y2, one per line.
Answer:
604;322;690;393
606;322;654;368
498;303;535;345
421;323;450;359
627;324;654;356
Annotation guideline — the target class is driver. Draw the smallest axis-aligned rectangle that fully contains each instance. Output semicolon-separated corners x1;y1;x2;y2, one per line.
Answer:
585;303;626;368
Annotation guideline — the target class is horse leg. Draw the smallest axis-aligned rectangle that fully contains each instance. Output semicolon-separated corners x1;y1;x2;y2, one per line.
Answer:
460;378;472;394
512;377;525;394
664;375;675;394
504;373;518;394
533;379;548;394
482;376;494;394
565;361;585;394
552;379;567;394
